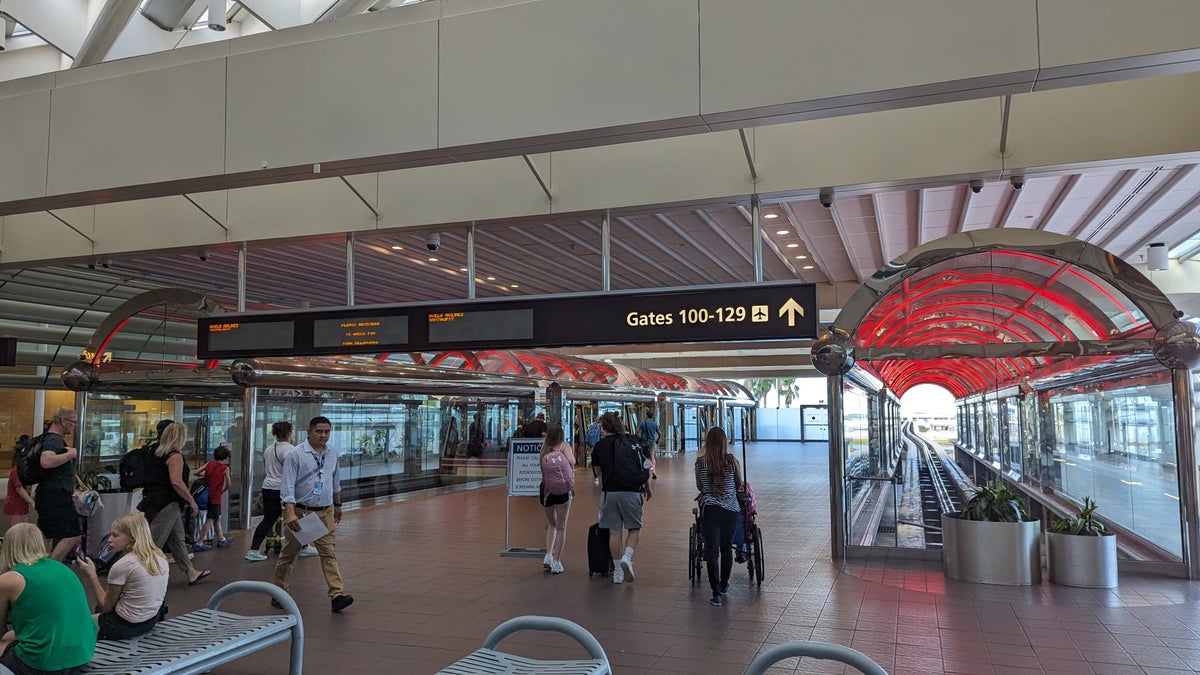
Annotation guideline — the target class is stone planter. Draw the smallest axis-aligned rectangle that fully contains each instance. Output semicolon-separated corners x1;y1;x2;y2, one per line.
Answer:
942;513;1041;585
1046;531;1118;588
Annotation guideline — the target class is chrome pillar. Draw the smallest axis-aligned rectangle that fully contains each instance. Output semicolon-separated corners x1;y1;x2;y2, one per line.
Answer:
345;232;356;306
828;374;846;560
1172;368;1199;579
237;386;257;530
467;222;477;299
236;242;247;312
601;211;611;291
752;196;763;283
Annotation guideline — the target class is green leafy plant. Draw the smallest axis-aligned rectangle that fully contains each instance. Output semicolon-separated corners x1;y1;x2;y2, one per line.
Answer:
959;481;1030;522
1050;497;1112;536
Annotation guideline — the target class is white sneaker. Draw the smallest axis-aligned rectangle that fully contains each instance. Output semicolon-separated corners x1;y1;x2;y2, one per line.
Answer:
298;545;318;558
620;555;634;582
543;554;553;569
593;478;600;486
550;560;564;574
244;551;269;562
611;565;624;584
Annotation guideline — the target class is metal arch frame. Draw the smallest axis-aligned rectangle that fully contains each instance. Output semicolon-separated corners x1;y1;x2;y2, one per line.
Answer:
81;287;225;366
828;229;1180;342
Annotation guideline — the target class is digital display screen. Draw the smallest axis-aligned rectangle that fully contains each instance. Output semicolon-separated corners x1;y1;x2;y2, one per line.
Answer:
428;308;533;343
206;321;294;353
313;316;409;348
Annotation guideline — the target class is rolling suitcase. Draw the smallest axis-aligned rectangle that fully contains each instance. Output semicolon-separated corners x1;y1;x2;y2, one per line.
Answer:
587;523;613;577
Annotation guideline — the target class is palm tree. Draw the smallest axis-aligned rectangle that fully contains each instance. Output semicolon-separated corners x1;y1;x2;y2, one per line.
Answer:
745;378;774;408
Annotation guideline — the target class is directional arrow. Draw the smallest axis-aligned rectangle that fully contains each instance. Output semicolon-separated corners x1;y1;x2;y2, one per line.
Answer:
778;298;805;327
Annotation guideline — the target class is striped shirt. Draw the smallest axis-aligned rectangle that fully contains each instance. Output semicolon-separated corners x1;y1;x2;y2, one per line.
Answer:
695;457;740;513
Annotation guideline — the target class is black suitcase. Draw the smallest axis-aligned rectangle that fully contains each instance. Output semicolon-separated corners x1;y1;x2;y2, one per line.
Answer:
587;523;613;577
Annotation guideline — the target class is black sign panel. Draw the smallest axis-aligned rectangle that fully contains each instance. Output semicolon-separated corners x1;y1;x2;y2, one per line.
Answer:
196;283;817;358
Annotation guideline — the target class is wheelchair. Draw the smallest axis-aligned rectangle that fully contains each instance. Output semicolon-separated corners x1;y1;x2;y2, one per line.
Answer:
688;503;764;588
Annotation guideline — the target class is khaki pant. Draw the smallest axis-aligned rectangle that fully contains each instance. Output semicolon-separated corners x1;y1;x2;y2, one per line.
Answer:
274;506;344;599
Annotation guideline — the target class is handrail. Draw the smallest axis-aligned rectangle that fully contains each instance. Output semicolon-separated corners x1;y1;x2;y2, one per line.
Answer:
744;641;888;675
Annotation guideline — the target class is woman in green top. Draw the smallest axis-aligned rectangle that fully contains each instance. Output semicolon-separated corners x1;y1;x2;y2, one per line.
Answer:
0;523;96;674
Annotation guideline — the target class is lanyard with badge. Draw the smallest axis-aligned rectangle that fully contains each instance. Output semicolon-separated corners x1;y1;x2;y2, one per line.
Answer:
311;448;327;496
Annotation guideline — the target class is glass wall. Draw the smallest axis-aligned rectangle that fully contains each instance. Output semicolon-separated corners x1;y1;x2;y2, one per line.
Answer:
80;393;243;473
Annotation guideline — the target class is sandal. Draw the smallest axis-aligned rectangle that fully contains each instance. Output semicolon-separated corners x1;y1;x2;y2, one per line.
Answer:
188;569;212;586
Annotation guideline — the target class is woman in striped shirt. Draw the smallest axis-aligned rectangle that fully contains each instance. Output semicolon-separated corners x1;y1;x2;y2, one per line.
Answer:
694;426;743;606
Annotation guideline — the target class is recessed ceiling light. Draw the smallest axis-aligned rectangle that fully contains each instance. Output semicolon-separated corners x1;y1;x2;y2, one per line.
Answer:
459;267;468;272
764;213;778;219
787;243;799;248
427;257;438;262
775;230;789;235
486;276;496;281
802;265;814;270
794;255;808;260
391;245;403;250
510;284;519;288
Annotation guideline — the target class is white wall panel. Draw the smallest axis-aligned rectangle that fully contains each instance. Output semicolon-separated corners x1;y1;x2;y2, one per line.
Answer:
0;90;52;202
438;0;700;148
1;211;94;264
376;157;550;229
548;131;749;215
92;197;231;254
47;59;227;195
700;0;1039;115
226;177;378;241
226;20;439;172
1039;0;1200;68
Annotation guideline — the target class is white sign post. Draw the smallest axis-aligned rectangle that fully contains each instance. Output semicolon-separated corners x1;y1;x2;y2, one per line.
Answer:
501;438;547;558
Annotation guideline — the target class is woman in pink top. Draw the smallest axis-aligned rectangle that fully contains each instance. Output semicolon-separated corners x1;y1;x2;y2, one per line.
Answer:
77;513;169;640
4;438;34;526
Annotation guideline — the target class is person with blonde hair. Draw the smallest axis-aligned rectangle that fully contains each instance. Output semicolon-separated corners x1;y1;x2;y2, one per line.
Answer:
538;424;575;574
0;523;95;673
695;426;743;607
139;421;211;586
77;513;169;640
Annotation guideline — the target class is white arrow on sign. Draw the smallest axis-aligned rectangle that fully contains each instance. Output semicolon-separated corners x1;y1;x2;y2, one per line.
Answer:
778;298;805;327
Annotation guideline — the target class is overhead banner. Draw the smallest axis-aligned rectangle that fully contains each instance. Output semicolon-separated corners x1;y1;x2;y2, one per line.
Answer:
507;438;543;497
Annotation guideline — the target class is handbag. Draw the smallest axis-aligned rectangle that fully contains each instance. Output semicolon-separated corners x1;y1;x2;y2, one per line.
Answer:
73;475;103;517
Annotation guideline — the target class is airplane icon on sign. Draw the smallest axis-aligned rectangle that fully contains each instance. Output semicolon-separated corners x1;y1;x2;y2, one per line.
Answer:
751;305;768;322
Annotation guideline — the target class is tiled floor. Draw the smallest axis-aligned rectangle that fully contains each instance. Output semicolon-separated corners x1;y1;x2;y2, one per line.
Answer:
156;442;1200;674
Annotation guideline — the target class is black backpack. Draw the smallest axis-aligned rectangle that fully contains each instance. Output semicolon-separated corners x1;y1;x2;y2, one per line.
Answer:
15;434;47;486
607;434;651;491
119;442;156;490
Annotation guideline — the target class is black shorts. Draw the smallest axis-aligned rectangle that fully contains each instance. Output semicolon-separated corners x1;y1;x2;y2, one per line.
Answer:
33;488;81;540
0;641;84;674
97;605;165;641
539;492;570;508
207;501;222;519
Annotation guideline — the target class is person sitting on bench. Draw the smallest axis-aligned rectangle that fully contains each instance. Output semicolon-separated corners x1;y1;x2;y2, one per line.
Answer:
77;513;169;641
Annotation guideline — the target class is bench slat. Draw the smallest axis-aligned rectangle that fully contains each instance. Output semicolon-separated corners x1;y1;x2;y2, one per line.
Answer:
438;649;609;675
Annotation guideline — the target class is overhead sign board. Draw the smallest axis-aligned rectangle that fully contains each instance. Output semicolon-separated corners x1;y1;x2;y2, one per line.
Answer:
196;282;817;359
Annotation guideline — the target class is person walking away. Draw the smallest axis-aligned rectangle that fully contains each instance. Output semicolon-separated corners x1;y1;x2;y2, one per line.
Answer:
76;513;168;641
591;412;652;584
34;408;83;562
695;426;743;606
538;424;575;574
246;421;295;562
5;437;35;527
0;523;96;673
584;418;602;485
522;412;548;438
275;416;354;613
192;446;233;551
637;411;661;480
139;421;211;586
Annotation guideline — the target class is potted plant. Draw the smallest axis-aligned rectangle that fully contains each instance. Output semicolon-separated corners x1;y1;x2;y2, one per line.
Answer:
1046;497;1117;588
942;481;1041;585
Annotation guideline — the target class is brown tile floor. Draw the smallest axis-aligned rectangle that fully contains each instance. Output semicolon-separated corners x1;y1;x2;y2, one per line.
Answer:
155;442;1200;674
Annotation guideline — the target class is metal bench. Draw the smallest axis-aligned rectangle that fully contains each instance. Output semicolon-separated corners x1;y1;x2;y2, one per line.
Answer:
438;615;610;674
744;641;888;675
56;581;302;675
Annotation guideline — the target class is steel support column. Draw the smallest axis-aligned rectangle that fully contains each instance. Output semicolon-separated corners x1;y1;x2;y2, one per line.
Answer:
345;232;356;306
467;223;477;300
1173;369;1200;579
237;386;257;531
828;374;846;560
752;196;763;283
236;243;247;312
601;211;611;292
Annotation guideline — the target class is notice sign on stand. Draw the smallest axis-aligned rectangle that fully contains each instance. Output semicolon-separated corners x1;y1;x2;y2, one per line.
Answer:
501;438;546;558
508;438;544;497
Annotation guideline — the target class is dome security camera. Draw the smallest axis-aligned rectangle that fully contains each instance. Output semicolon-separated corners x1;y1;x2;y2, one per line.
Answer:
425;233;441;252
819;188;834;209
198;249;209;262
1011;175;1025;191
969;179;983;194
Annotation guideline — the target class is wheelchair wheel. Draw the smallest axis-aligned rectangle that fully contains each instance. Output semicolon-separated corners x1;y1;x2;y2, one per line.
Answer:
752;525;764;587
688;524;698;584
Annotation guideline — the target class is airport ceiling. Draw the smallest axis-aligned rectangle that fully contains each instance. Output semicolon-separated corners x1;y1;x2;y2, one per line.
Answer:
2;2;1200;388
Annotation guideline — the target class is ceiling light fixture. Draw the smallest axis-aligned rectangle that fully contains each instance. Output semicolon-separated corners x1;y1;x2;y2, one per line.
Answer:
802;265;814;270
764;213;778;219
775;230;789;235
794;255;808;260
427;257;438;262
486;276;496;281
510;284;519;288
391;245;403;250
459;267;468;272
787;243;799;248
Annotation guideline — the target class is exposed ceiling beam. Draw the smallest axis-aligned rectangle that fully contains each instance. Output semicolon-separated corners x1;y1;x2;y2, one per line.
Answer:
1033;174;1079;231
1076;168;1154;243
870;193;890;262
915;187;927;247
1122;189;1200;261
0;0;87;58
655;213;742;282
1108;164;1200;256
72;0;140;67
825;203;865;284
953;185;973;234
993;184;1022;229
779;201;832;284
614;216;714;286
